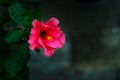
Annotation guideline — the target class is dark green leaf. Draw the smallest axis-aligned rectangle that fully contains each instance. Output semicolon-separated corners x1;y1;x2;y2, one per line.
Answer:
8;2;41;27
5;29;25;43
8;3;28;26
4;43;29;77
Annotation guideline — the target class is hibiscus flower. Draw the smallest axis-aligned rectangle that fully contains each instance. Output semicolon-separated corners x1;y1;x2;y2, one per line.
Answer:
28;17;65;57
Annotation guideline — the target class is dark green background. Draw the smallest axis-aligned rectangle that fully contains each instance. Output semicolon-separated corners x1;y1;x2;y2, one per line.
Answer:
0;0;41;80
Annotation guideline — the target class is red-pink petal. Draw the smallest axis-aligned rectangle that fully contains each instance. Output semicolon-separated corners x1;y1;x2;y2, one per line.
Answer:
47;17;59;26
29;45;35;50
32;19;47;30
38;37;45;47
29;44;42;50
32;19;41;29
28;35;38;44
31;28;40;35
28;34;42;50
45;39;62;48
48;29;61;38
44;18;61;30
44;46;55;57
45;32;65;48
59;32;65;45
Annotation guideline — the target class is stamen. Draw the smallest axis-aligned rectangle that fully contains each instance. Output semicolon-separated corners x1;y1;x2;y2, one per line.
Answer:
46;36;53;41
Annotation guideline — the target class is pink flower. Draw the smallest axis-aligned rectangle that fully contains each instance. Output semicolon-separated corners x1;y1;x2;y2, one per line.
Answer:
28;17;65;57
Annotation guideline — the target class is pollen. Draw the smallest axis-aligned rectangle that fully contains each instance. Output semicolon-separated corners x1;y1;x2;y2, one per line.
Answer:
46;36;53;41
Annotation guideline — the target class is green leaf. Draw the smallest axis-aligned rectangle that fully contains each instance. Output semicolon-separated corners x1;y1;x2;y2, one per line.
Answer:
8;2;41;27
5;29;25;43
8;3;28;25
4;43;29;77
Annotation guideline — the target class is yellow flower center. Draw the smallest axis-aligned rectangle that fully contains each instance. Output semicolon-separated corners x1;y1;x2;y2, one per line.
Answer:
46;36;53;41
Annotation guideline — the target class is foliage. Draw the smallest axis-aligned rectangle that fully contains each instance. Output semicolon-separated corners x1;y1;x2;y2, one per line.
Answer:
5;29;25;43
4;43;29;77
9;2;41;27
0;1;41;80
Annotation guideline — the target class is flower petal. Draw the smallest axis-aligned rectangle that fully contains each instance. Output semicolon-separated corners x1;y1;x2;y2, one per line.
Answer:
44;17;60;30
48;29;61;38
44;46;55;57
28;35;38;44
38;37;45;47
32;19;47;30
29;45;35;50
59;32;65;45
29;43;42;50
31;27;40;35
28;34;42;50
28;36;35;44
47;17;59;26
45;32;65;48
32;19;41;29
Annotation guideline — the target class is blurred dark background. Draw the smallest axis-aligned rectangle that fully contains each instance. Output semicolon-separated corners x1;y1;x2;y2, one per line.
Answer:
1;0;120;80
28;0;120;80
